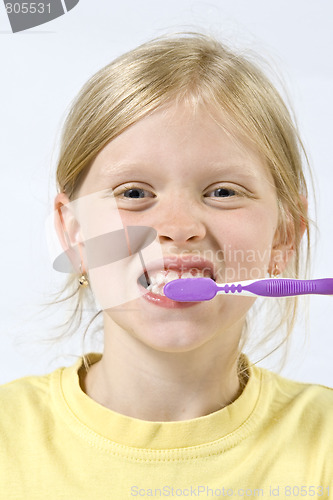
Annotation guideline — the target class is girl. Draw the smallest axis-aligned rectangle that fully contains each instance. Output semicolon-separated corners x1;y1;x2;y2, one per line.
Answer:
1;33;332;499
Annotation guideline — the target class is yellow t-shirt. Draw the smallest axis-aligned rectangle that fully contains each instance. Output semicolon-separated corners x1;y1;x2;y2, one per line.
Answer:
0;352;332;499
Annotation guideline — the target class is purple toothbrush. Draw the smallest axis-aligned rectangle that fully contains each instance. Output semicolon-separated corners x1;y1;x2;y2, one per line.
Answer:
163;278;333;302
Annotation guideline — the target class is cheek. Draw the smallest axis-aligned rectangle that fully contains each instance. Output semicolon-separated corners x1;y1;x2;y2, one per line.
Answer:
215;208;278;278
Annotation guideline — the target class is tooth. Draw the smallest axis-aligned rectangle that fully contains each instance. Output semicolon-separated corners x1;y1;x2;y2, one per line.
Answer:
180;272;193;279
165;271;179;281
155;272;168;285
151;284;161;294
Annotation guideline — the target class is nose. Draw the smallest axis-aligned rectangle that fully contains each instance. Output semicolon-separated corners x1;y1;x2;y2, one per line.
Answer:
155;197;207;244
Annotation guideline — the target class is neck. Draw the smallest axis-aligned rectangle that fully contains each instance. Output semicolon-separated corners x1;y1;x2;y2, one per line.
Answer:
79;317;245;422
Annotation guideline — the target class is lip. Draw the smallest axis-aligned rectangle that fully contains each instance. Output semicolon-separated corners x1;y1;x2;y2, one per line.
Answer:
136;255;217;309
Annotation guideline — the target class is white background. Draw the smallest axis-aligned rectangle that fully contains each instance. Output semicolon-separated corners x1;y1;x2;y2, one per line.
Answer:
0;0;332;385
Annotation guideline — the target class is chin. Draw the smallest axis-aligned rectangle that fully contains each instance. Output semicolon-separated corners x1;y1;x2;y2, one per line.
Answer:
133;326;216;354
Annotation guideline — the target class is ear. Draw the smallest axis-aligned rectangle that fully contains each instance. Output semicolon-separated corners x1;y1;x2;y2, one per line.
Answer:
54;192;85;273
268;194;308;275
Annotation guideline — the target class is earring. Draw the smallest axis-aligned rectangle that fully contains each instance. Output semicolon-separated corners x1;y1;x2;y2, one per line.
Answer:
270;263;280;278
79;264;89;287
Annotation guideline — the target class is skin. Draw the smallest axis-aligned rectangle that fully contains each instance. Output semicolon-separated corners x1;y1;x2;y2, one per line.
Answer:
54;101;306;422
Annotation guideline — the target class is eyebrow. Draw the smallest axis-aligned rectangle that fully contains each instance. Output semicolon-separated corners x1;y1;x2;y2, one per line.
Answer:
205;163;262;180
100;162;262;182
101;163;149;178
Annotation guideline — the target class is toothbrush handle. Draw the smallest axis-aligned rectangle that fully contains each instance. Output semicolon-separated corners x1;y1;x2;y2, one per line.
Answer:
243;278;333;297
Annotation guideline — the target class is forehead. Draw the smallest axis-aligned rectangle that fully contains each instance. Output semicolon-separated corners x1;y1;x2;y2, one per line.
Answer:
80;101;275;192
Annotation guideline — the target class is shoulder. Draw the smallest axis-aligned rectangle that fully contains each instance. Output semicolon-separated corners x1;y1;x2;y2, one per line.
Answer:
250;367;333;484
267;368;333;405
0;368;67;465
0;370;53;402
0;370;57;433
257;365;333;431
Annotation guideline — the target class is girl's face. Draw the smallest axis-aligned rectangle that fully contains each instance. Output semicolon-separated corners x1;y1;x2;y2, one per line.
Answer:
63;102;285;353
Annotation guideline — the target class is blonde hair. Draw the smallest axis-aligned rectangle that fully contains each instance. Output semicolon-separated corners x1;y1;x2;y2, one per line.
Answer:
51;32;315;367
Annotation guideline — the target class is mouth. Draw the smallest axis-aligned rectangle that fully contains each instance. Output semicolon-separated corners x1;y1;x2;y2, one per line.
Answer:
137;267;215;296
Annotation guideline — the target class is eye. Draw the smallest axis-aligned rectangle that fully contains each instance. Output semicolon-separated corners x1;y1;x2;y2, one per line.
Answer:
116;185;154;200
122;188;145;199
205;187;238;198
